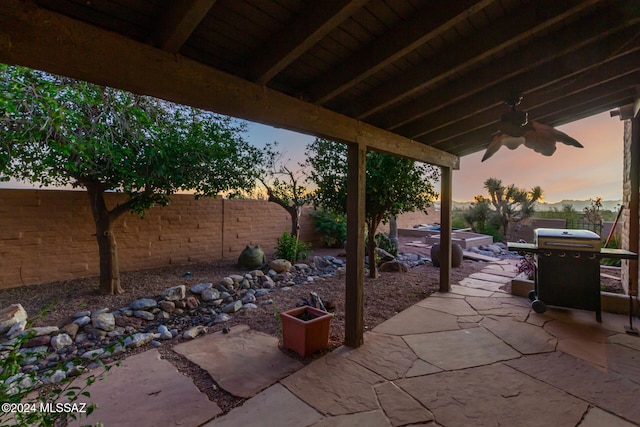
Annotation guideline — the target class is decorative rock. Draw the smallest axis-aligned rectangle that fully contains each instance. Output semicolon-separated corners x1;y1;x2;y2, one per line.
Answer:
182;325;208;339
130;298;157;310
158;325;173;340
219;277;234;288
0;304;28;334
124;333;155;349
214;313;232;323
255;289;270;297
120;308;134;317
237;245;267;270
26;326;59;337
249;270;264;277
92;312;116;331
73;315;91;327
243;303;258;310
260;299;274;306
81;348;106;359
156;311;170;321
73;310;91;318
43;369;67;384
229;274;244;283
201;288;221;302
114;314;130;328
185;297;200;309
24;335;51;348
223;300;243;313
151;340;162;348
269;259;292;273
158;301;176;313
161;285;186;301
7;320;26;337
133;310;155;321
92;308;110;316
84;326;107;341
241;293;256;304
60;323;80;340
431;243;464;268
51;333;73;351
294;263;309;270
190;282;213;294
379;260;409;273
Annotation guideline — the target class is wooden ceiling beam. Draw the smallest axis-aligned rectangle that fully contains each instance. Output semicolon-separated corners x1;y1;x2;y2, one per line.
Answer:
349;0;611;121
154;0;217;53
376;12;640;131
394;42;640;140
306;0;491;105
0;0;458;169
250;0;368;85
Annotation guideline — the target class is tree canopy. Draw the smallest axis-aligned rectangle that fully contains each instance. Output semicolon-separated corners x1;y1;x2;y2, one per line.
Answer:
305;138;439;277
0;64;262;294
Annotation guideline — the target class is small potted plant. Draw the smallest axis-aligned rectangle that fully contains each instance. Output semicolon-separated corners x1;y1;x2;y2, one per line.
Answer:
281;305;332;357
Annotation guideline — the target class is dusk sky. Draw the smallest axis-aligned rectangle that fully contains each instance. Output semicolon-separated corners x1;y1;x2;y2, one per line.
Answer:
3;111;624;204
246;111;625;203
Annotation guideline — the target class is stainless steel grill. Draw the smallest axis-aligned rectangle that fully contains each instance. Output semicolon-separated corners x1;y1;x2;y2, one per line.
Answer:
532;228;603;322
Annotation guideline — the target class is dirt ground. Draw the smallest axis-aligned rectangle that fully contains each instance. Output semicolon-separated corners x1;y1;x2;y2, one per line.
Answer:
0;237;623;413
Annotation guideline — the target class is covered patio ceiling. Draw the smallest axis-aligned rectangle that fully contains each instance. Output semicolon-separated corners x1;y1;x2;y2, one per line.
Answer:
1;0;638;164
1;0;639;348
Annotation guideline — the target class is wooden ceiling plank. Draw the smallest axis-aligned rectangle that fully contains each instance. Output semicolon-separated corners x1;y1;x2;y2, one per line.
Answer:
375;13;640;132
423;73;640;145
0;0;458;169
396;42;640;139
350;0;601;120
250;0;369;85
154;0;217;53
307;0;492;104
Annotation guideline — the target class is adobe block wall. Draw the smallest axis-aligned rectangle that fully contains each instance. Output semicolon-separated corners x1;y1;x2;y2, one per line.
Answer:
0;189;321;290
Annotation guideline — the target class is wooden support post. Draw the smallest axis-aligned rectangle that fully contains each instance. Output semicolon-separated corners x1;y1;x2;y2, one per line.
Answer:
630;115;639;297
345;142;366;348
439;166;452;293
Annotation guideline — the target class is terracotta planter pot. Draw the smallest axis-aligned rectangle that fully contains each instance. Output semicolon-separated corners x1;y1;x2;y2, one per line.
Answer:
281;306;332;357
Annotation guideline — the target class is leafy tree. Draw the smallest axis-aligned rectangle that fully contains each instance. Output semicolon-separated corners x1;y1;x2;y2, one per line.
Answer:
0;65;262;294
257;143;309;238
305;138;439;277
483;178;543;239
583;197;603;234
462;195;501;240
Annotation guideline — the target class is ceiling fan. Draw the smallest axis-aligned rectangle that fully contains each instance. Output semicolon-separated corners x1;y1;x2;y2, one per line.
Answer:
481;96;583;162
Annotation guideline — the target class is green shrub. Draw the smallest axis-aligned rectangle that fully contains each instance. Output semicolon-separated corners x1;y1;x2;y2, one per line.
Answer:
311;209;346;248
374;232;397;256
275;231;311;262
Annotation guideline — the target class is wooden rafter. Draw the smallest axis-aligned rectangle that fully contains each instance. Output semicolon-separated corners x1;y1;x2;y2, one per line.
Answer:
154;0;217;53
250;0;369;85
348;0;602;120
307;0;493;105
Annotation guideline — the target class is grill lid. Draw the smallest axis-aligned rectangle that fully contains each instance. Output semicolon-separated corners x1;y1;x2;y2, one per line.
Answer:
534;228;601;252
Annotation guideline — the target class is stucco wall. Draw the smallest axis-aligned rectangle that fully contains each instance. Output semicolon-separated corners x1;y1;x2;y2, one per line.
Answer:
0;189;321;290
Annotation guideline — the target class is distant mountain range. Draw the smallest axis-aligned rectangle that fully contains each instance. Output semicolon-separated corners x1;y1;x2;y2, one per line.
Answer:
453;199;623;212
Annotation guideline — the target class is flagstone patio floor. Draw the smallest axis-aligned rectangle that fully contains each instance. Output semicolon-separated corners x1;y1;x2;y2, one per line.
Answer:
78;259;640;427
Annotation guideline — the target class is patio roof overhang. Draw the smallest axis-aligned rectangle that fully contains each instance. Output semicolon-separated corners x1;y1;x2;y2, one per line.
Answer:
1;0;639;347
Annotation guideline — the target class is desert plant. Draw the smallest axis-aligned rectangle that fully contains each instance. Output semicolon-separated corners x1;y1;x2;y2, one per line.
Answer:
275;231;311;262
516;255;535;280
311;209;347;248
374;232;397;257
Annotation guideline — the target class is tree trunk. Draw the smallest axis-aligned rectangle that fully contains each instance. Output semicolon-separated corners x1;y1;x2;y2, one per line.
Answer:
367;216;383;278
85;182;123;295
287;205;300;238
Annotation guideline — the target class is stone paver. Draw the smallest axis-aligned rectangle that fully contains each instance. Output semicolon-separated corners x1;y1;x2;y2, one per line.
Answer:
374;382;433;426
372;305;459;336
173;324;303;398
543;318;612;367
458;277;505;292
345;332;417;380
404;327;520;370
465;295;531;319
480;267;518;278
468;272;513;284
404;359;442;377
480;316;557;354
450;284;493;297
578;407;638;427
397;363;587;427
71;349;221;427
311;411;391;427
605;342;640;385
204;383;323;427
609;333;640;351
506;352;640;423
281;353;385;416
415;294;478;316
